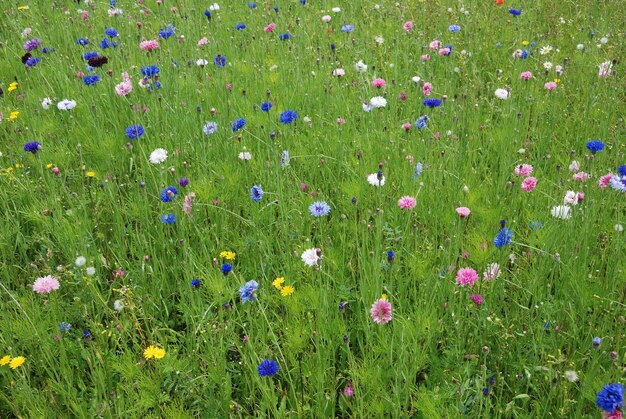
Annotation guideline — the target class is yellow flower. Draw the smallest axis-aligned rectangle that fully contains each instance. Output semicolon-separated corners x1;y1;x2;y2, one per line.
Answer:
5;167;14;173
18;6;30;10
8;82;18;93
381;293;388;300
9;356;25;369
144;345;166;360
272;277;285;290
521;41;529;46
280;285;295;297
0;355;11;366
14;164;23;169
46;164;53;169
9;111;19;121
220;251;236;260
553;78;560;83
86;171;96;178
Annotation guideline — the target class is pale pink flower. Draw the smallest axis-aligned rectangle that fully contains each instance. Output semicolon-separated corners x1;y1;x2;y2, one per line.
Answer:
76;71;85;79
572;171;589;181
21;28;32;38
197;37;208;47
183;193;195;214
555;65;563;75
332;68;345;77
598;61;613;78
372;78;386;88
429;40;442;50
563;190;579;205
170;7;177;12
114;72;132;96
139;39;160;51
456;207;470;218
405;155;414;164
483;263;501;282
422;82;432;96
370;298;392;324
456;268;478;286
544;81;557;90
438;48;451;56
32;275;60;294
403;21;413;32
521;177;537;192
264;22;276;33
599;173;613;189
321;15;331;23
336;118;345;125
514;164;533;177
421;54;430;61
568;161;580;172
397;196;416;210
520;71;533;80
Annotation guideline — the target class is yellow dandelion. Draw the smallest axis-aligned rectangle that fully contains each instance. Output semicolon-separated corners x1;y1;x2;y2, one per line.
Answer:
9;111;19;121
521;41;529;46
46;163;53;169
5;167;14;173
280;285;295;297
86;171;96;178
553;78;561;83
0;355;11;366
144;345;166;360
18;6;30;10
220;251;236;260
14;164;23;169
272;277;285;290
381;293;388;300
8;82;18;93
9;356;25;369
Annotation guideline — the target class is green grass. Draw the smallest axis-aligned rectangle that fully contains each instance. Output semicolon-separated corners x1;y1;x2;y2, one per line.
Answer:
0;0;624;417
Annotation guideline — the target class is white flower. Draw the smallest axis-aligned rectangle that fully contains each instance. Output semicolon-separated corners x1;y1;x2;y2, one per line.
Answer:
108;8;123;16
367;173;385;186
370;96;387;108
375;36;384;44
615;224;624;232
321;15;331;23
483;263;501;281
57;99;76;110
301;248;321;267
41;97;52;110
569;161;579;172
564;370;579;382
149;148;168;164
576;44;584;50
494;89;509;100
331;7;341;13
332;68;345;77
543;61;553;70
539;45;553;55
303;116;312;123
238;151;252;160
411;76;421;83
209;3;220;11
114;299;124;311
86;266;96;276
362;103;373;112
551;205;571;219
354;60;368;73
600;36;608;44
563;191;579;205
196;59;208;66
75;256;87;267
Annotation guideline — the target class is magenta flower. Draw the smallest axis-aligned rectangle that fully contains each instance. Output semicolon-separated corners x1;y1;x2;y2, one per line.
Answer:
456;268;478;286
521;177;537;192
520;71;533;80
372;78;386;88
456;207;471;218
469;294;483;306
370;298;392;324
573;171;589;182
599;173;613;189
397;196;417;210
32;275;60;294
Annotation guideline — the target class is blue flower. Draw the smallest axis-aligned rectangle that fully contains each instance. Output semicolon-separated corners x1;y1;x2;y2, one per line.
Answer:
596;383;624;413
236;23;246;30
309;201;331;217
203;121;218;135
141;65;160;77
83;51;98;60
249;2;257;8
214;55;226;67
261;102;272;112
610;175;626;192
25;57;41;67
250;185;263;202
449;24;461;33
160;186;178;203
100;38;117;49
521;49;530;59
221;263;232;276
279;110;298;124
59;322;72;332
204;10;211;19
423;98;442;108
76;38;89;46
42;47;54;54
387;250;395;263
494;228;513;248
415;115;430;129
125;125;144;139
273;7;279;12
105;28;118;38
586;140;605;154
258;359;279;377
341;25;354;33
593;337;602;347
83;75;100;86
529;221;543;230
239;280;258;303
191;279;201;288
279;33;291;40
161;213;176;224
179;177;189;187
618;165;626;177
231;118;246;132
413;162;423;180
509;8;522;16
443;44;453;55
159;26;175;39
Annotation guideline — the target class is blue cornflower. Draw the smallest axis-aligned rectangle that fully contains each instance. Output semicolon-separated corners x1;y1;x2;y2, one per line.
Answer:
191;279;201;288
341;25;354;33
161;213;176;224
494;228;513;248
84;51;98;60
415;115;430;130
159;26;175;39
279;33;291;40
76;38;89;46
59;322;72;332
250;185;263;202
309;201;331;217
279;110;298;124
280;150;290;168
25;57;41;67
618;165;626;177
596;383;624;413
449;24;461;33
109;0;115;6
273;7;279;12
214;55;226;67
387;250;395;263
221;263;232;276
100;38;117;49
593;337;602;347
529;221;543;231
258;359;279;377
509;8;522;16
239;280;259;303
610;175;626;192
179;177;189;187
83;330;92;339
249;2;257;8
521;49;530;59
300;0;306;4
586;140;605;154
231;118;246;132
413;162;423;180
236;23;246;30
261;102;272;112
148;81;162;91
204;10;211;20
125;125;144;139
83;75;100;86
141;65;160;77
160;186;179;203
203;121;218;135
42;47;54;54
438;267;449;278
423;98;442;108
105;28;118;38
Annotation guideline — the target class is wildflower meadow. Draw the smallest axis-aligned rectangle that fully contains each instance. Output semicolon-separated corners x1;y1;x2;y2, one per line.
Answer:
1;0;625;417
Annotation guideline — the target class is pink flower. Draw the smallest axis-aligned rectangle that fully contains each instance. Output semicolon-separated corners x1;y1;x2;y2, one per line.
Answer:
438;48;451;56
372;78;386;88
572;171;589;181
469;294;483;306
405;155;414;164
139;39;160;51
429;40;441;50
170;7;177;12
422;82;432;96
336;118;345;125
599;173;613;189
577;192;585;202
397;196;417;210
370;298;392;324
603;409;623;419
520;71;533;80
76;71;85;79
544;81;557;90
456;207;471;218
403;21;413;32
183;193;195;214
568;161;580;172
598;61;613;78
521;177;537;192
197;37;208;47
22;28;32;37
514;164;533;177
421;54;430;61
226;83;232;91
402;123;411;132
483;263;501;282
456;268;478;286
32;275;60;294
398;91;407;101
264;22;276;33
343;382;354;397
82;11;89;20
114;72;132;96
